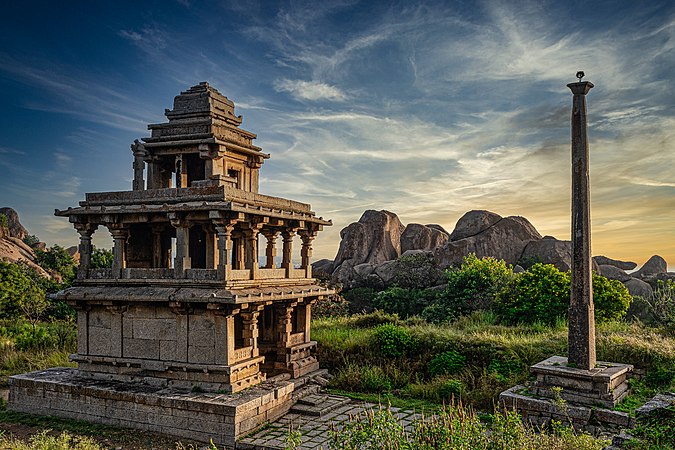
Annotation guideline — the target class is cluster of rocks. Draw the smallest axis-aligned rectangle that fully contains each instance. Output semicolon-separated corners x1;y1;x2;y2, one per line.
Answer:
0;207;50;277
313;209;674;299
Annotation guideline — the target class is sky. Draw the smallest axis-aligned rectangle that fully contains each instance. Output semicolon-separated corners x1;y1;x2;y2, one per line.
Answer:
1;0;674;268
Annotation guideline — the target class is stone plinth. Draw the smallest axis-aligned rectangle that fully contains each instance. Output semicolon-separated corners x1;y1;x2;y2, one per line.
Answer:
500;355;633;434
9;367;324;448
530;355;632;408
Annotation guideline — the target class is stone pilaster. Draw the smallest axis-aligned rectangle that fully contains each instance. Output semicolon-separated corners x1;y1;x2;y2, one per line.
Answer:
243;220;266;280
567;79;596;370
241;307;263;358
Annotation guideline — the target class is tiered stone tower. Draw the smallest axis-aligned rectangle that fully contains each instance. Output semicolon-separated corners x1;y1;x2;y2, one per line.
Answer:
9;83;334;445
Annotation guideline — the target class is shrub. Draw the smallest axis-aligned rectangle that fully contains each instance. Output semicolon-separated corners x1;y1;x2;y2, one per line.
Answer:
0;214;7;231
22;234;40;248
645;280;675;331
0;430;104;450
35;244;77;284
313;294;349;318
373;287;436;318
428;350;466;377
423;254;514;322
592;273;632;322
494;263;631;325
342;287;378;314
373;323;416;357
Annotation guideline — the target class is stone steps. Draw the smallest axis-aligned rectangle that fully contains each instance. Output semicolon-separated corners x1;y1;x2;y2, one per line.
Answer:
290;394;352;417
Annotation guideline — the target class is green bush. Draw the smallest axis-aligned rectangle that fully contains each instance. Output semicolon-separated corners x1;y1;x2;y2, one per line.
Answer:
0;430;104;450
22;234;40;248
645;280;675;331
592;273;632;322
373;287;436;318
494;263;631;325
373;323;416;357
423;254;514;323
0;214;7;231
342;287;378;314
428;350;466;377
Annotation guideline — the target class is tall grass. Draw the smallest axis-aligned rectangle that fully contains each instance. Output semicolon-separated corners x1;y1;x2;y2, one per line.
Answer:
314;311;675;408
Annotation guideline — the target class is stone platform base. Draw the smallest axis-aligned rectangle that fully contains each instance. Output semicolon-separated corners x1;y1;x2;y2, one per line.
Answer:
530;356;633;408
500;385;632;434
9;367;326;448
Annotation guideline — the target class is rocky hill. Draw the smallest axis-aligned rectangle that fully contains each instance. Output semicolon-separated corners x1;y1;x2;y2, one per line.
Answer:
316;209;674;299
0;207;49;277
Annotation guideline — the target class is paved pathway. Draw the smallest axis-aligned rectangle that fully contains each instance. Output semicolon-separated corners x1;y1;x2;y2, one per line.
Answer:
237;393;423;450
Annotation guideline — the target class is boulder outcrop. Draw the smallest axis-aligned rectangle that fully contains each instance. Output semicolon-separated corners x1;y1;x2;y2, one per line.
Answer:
0;207;29;240
593;255;637;271
0;208;49;277
434;212;542;268
599;265;632;283
400;223;449;253
520;236;572;271
633;255;668;279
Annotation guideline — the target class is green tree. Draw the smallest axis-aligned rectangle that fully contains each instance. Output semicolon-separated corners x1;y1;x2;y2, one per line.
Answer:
91;247;113;269
36;244;77;284
0;260;46;320
22;234;41;248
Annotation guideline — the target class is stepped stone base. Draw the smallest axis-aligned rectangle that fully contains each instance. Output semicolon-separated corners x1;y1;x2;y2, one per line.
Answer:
8;367;326;448
500;355;634;435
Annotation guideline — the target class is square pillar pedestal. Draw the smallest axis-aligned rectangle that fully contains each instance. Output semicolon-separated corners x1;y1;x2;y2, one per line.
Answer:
500;356;634;434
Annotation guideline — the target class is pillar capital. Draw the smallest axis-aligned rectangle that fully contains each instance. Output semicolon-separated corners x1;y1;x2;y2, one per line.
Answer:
567;81;594;96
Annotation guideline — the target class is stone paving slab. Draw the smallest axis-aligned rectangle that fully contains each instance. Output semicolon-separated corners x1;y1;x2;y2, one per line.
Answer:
237;395;423;450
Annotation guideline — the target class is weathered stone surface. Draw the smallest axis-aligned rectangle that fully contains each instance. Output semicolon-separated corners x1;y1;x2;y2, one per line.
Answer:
373;260;398;285
623;277;654;298
332;210;405;284
435;215;541;268
449;210;502;241
353;262;376;279
400;223;449;253
0;207;29;239
599;264;631;282
311;259;333;277
0;235;49;277
635;393;675;420
633;255;668;279
593;255;637;271
520;236;572;271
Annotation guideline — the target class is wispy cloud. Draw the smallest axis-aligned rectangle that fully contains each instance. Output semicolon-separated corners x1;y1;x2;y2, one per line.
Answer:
274;79;347;101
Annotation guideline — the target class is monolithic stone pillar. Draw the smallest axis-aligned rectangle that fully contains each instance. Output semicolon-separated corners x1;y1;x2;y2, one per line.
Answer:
275;302;295;348
299;230;317;278
204;224;217;270
241;307;263;358
243;225;262;280
281;230;296;278
151;225;163;268
234;233;245;270
109;225;129;278
215;221;235;280
172;219;191;276
567;76;596;370
131;139;146;191
262;230;279;269
75;223;97;279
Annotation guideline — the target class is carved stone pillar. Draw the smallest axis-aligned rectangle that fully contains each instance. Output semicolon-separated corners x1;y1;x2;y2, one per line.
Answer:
171;218;191;276
131;139;146;191
275;302;295;348
241;307;263;358
281;230;296;278
262;230;279;269
74;223;97;279
203;224;217;269
109;225;129;278
243;224;262;280
214;221;235;280
234;232;245;270
299;229;317;278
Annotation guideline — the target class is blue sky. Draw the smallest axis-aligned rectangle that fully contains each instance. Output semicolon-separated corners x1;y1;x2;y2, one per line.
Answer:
1;0;674;266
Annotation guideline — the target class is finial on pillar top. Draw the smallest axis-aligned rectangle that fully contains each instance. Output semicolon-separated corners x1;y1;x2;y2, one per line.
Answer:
567;71;594;95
